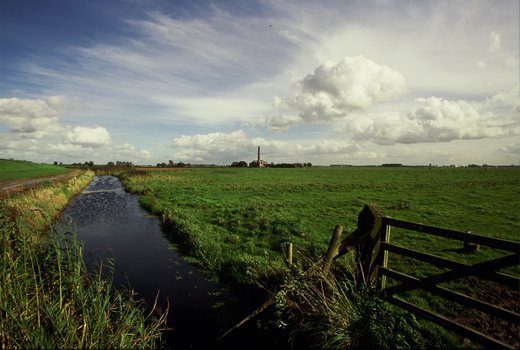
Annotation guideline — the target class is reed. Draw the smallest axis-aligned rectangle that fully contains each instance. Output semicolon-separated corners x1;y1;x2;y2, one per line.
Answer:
0;171;166;349
273;266;457;349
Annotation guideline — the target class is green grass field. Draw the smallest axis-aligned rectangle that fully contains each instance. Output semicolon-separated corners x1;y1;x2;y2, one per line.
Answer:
0;159;71;182
122;166;519;279
120;165;519;347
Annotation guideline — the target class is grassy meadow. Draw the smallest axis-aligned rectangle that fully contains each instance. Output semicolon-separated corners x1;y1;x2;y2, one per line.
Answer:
121;165;519;347
0;159;71;182
122;166;519;272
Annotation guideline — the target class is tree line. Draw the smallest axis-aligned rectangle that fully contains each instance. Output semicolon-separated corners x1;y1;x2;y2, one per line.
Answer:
230;161;312;168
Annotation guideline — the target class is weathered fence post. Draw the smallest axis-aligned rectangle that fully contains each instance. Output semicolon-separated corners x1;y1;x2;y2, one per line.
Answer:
323;225;343;272
335;204;382;287
463;230;480;252
287;242;293;266
376;219;391;291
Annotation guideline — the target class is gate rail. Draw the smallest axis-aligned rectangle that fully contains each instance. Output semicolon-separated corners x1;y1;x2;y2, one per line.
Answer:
375;216;520;349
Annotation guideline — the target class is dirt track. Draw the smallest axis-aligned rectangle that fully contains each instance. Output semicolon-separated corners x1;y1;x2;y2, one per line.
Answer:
0;170;83;199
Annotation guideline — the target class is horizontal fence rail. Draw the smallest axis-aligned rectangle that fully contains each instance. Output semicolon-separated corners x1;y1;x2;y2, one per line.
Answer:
375;216;520;350
381;217;520;253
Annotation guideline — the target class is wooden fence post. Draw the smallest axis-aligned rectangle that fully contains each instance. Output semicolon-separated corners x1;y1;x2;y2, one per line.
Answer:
287;242;293;266
463;230;480;252
376;219;391;291
353;204;382;287
323;225;343;272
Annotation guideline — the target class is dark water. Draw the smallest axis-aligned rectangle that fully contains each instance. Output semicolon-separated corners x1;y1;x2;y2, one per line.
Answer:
58;175;288;349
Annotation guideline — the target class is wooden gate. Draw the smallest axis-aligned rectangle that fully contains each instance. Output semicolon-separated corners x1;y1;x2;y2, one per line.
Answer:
376;217;519;349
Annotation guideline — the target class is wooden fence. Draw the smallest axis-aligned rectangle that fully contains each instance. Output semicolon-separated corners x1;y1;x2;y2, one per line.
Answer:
330;205;520;349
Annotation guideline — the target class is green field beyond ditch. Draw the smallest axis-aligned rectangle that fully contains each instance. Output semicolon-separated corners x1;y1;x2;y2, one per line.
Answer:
122;166;520;286
0;159;70;182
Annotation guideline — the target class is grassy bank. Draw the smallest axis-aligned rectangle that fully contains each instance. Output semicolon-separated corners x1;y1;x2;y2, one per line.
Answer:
0;159;71;182
0;170;165;349
120;166;519;348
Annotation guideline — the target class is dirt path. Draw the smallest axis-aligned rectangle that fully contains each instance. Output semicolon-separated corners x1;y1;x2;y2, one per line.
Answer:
0;170;83;199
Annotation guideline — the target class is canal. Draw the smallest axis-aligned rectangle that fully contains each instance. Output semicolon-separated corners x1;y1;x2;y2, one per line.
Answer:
57;175;286;349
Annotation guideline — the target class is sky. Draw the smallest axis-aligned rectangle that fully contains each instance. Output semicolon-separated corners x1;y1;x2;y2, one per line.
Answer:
0;0;519;166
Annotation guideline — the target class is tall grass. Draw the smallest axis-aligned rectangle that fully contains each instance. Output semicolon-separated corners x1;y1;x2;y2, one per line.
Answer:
2;171;94;238
0;171;166;349
272;265;458;349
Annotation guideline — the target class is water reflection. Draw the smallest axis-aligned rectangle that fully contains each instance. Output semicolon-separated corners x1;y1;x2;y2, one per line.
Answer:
57;176;277;349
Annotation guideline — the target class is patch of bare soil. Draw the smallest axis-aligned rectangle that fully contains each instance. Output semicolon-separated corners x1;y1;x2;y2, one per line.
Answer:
453;276;519;348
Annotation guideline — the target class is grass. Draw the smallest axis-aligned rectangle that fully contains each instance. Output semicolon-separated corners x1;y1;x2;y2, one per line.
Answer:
121;166;519;276
0;159;71;182
119;166;519;348
0;170;166;349
272;266;458;349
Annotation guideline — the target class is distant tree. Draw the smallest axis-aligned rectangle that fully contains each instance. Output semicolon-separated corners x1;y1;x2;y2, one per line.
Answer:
115;161;133;167
168;160;174;167
53;161;58;166
231;161;248;167
107;161;115;167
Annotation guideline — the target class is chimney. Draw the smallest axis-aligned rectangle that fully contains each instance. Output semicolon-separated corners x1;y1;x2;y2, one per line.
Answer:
257;146;261;167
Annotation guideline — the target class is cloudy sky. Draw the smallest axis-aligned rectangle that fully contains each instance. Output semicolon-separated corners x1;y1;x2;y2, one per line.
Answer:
1;0;518;166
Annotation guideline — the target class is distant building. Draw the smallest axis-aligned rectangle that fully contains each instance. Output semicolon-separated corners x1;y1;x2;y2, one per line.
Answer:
256;146;267;168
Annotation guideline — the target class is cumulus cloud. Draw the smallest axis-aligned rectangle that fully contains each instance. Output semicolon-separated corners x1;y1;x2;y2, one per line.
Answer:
65;125;111;147
338;96;520;144
0;96;154;163
113;143;151;159
171;129;364;163
267;56;406;129
486;31;518;67
172;130;250;161
488;85;520;112
0;96;66;137
262;113;301;132
46;143;94;154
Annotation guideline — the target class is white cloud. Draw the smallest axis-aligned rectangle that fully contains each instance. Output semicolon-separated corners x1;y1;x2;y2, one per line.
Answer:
268;56;406;128
488;31;502;53
262;113;301;132
488;85;520;112
0;96;65;137
0;95;153;163
171;129;363;164
2;1;519;166
338;95;520;145
65;126;111;147
113;143;151;159
484;31;519;68
404;97;515;142
173;130;249;161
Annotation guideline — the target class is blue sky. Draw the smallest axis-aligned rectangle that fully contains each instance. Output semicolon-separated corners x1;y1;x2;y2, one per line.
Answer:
1;0;518;166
